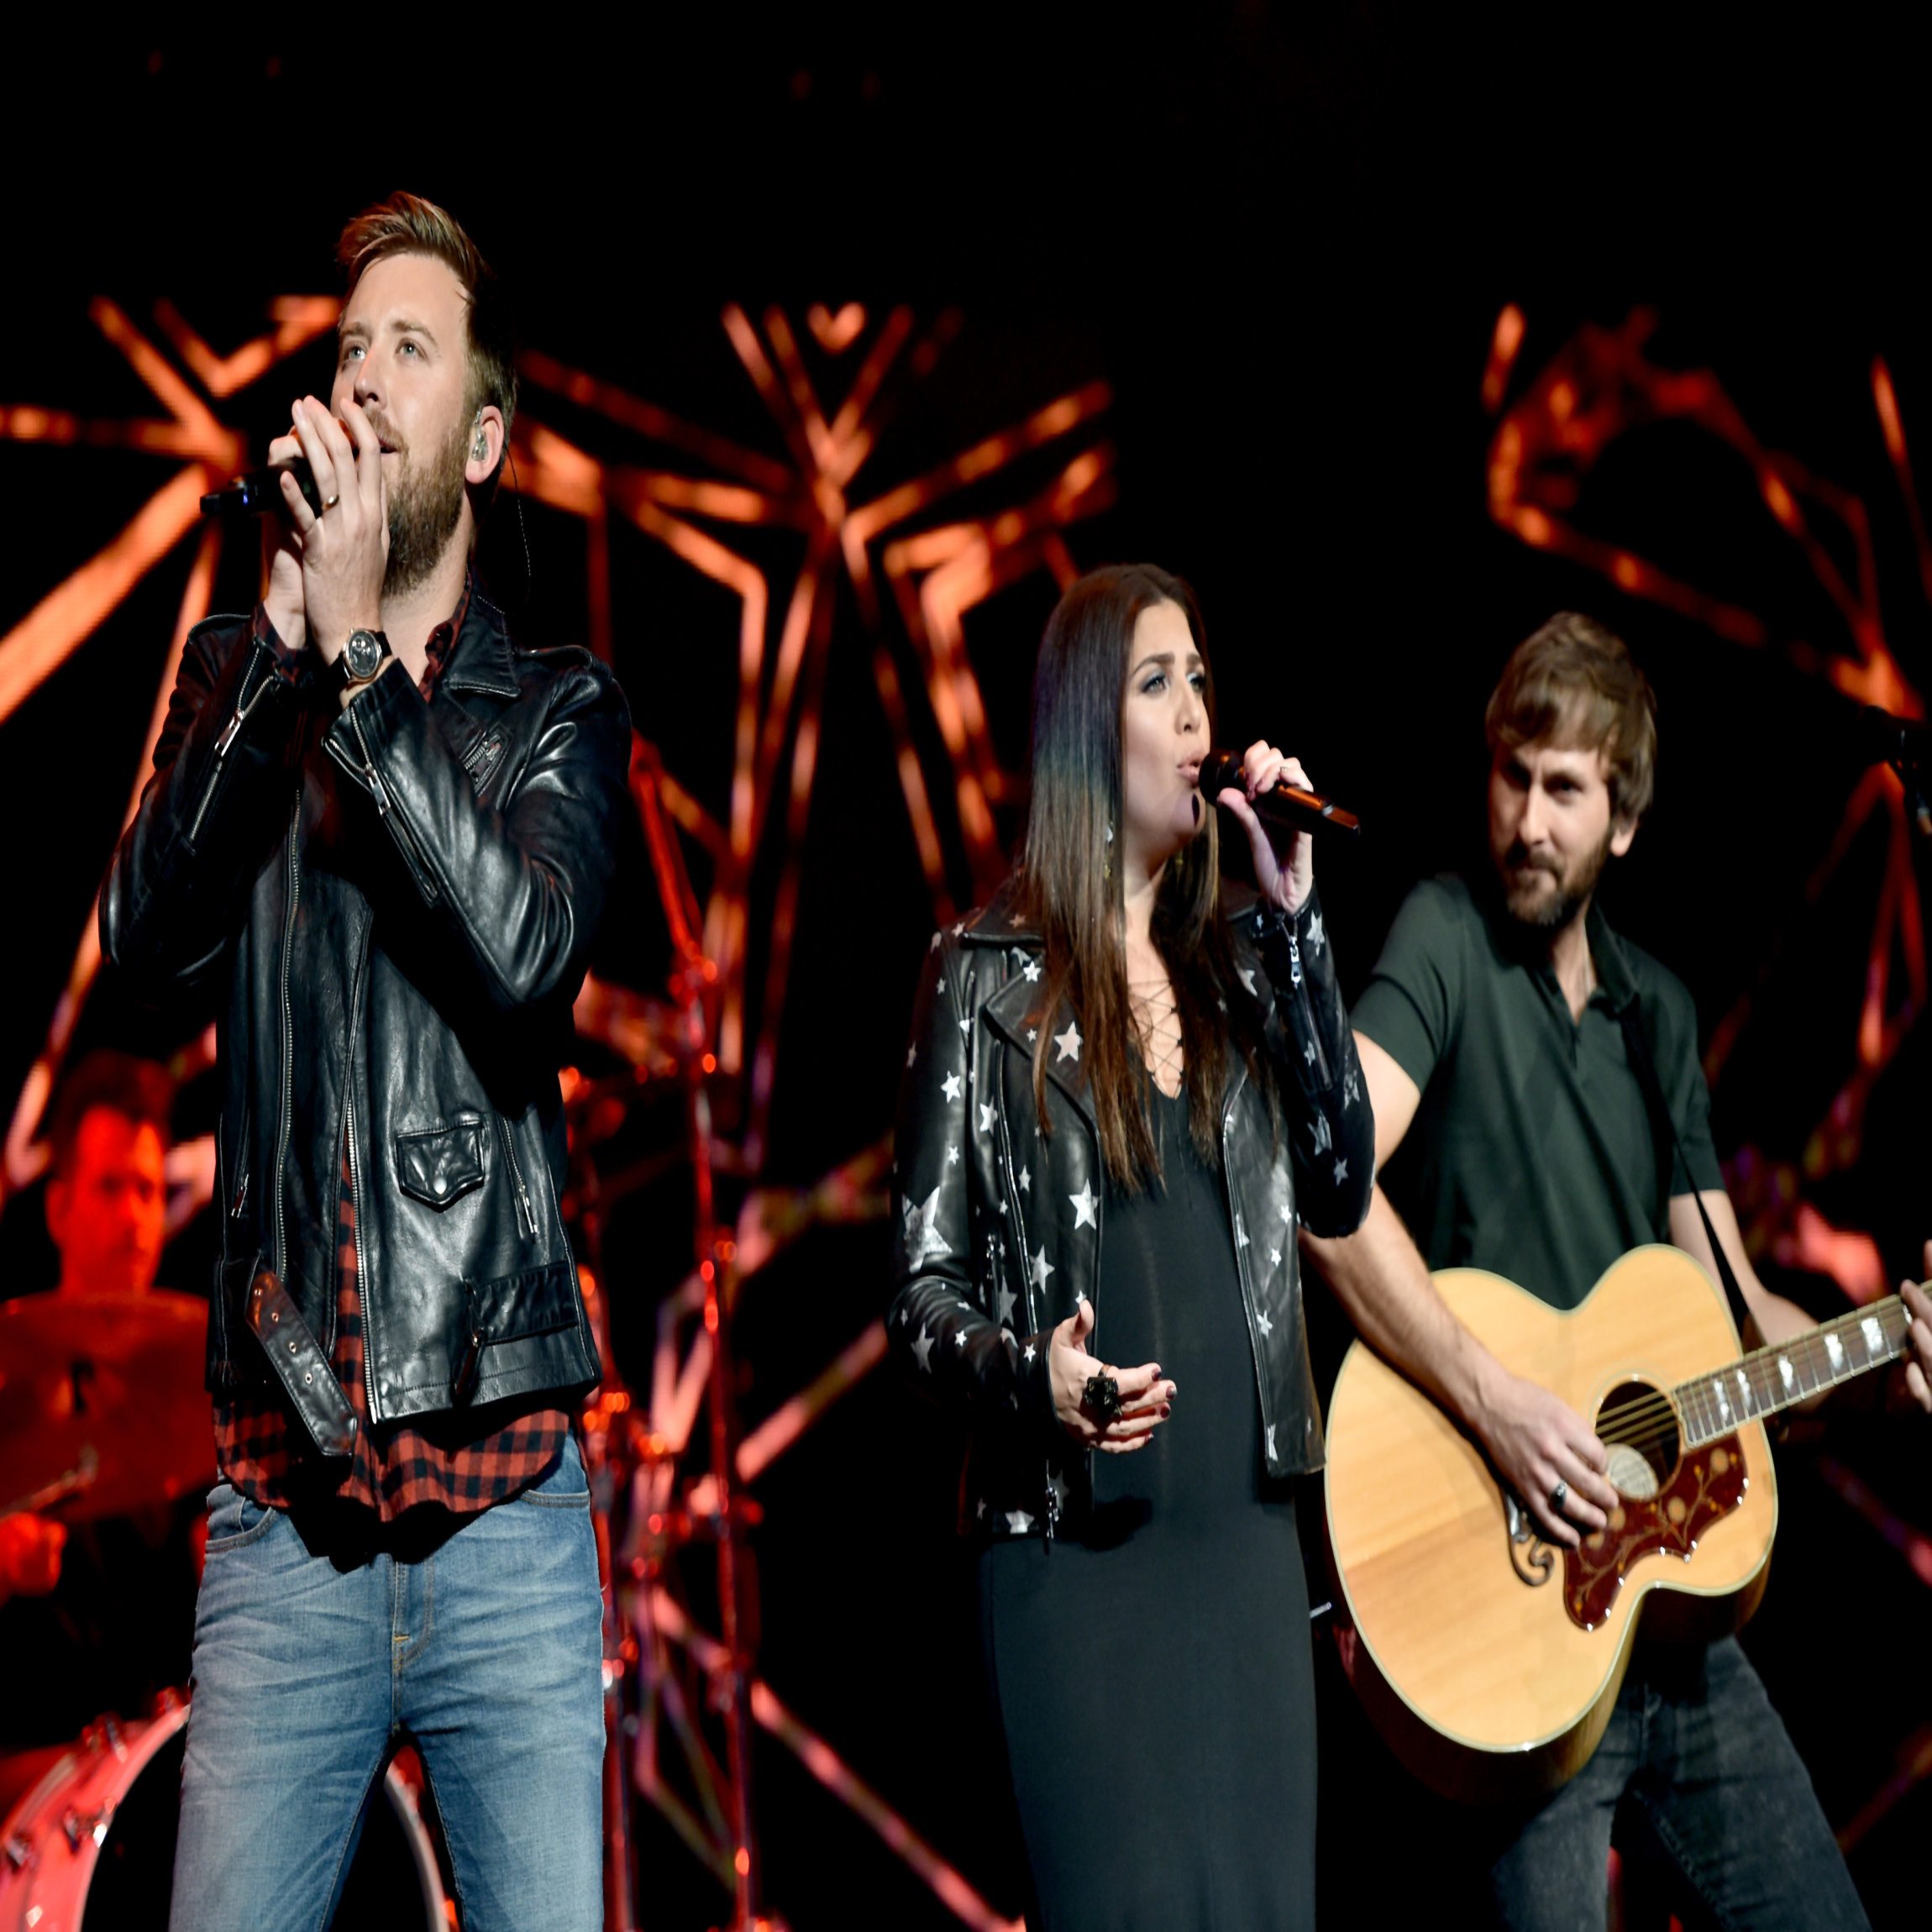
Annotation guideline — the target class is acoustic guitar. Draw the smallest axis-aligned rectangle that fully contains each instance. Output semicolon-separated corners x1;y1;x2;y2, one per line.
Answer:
1322;1245;1917;1805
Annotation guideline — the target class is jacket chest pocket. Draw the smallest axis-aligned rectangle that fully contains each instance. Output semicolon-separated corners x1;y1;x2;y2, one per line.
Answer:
396;1119;486;1208
463;728;507;795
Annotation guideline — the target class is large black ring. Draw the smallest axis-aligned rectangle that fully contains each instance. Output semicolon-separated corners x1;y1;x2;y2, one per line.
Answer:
1083;1372;1122;1424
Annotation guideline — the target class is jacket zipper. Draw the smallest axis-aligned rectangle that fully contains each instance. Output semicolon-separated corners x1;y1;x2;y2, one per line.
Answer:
271;790;302;1279
343;933;375;1423
228;1100;250;1220
187;667;276;846
1219;1065;1279;1470
1285;929;1332;1088
340;705;439;904
495;1109;535;1239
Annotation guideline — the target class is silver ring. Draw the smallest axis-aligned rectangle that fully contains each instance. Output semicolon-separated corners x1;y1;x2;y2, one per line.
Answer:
323;492;340;510
1550;1480;1568;1514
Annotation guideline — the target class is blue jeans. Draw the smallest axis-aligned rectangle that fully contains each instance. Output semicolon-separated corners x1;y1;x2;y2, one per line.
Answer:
1487;1639;1867;1932
168;1436;605;1932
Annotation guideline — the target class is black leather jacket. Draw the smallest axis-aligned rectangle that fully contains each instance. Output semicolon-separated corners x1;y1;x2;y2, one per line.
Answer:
102;593;629;1455
887;878;1375;1538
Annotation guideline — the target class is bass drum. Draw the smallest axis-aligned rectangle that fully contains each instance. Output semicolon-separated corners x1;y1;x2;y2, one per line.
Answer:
0;1692;453;1930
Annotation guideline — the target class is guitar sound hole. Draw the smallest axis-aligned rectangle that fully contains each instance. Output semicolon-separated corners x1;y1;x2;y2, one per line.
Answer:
1594;1378;1679;1499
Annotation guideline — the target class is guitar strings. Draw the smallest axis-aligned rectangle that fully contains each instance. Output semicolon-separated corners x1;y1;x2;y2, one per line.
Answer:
1588;1294;1907;1449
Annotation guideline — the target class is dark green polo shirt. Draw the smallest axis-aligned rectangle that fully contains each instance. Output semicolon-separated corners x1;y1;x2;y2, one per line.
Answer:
1352;875;1725;1310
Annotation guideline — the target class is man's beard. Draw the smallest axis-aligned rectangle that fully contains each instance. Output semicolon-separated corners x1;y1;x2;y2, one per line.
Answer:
382;413;469;599
1496;823;1614;932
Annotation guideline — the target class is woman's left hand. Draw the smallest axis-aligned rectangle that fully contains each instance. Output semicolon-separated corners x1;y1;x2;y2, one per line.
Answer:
1216;739;1315;916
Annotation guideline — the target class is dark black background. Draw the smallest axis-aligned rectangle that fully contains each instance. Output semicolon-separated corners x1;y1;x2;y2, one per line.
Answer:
3;13;1929;1927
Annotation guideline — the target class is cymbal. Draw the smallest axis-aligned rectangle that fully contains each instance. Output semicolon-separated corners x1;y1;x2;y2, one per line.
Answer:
0;1291;214;1521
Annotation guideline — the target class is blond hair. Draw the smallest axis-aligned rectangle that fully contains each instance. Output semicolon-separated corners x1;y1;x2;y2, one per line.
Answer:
336;192;517;491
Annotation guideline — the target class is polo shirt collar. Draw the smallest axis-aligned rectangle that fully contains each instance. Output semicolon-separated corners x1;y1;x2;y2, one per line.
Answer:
1583;900;1641;1014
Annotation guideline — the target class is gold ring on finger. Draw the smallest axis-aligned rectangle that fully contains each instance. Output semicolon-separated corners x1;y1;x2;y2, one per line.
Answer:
324;492;340;510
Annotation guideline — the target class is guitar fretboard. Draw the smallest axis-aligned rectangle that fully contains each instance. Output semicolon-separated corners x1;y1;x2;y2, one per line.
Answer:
1675;1294;1914;1447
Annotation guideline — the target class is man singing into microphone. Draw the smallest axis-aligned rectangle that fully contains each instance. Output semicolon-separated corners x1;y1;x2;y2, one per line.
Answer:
102;194;629;1931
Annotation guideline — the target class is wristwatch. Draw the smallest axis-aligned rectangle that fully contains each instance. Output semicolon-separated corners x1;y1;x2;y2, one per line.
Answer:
333;627;391;698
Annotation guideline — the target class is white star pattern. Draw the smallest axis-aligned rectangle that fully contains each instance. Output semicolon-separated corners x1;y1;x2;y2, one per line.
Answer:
930;932;942;951
1069;1182;1098;1229
1005;1510;1034;1534
1026;1028;1037;1042
1031;1245;1055;1289
1022;958;1042;983
912;1327;935;1371
1053;1020;1083;1063
996;1283;1016;1325
947;1143;960;1165
1343;1070;1360;1108
942;1071;963;1103
1313;1111;1331;1153
1238;966;1257;994
958;1016;972;1037
1307;911;1326;953
955;1331;969;1350
1302;1039;1316;1066
1020;1165;1032;1193
1024;1343;1037;1363
904;1187;948;1264
1269;1247;1282;1268
1279;1202;1293;1223
1333;1158;1349;1185
979;1102;997;1135
1257;1309;1273;1336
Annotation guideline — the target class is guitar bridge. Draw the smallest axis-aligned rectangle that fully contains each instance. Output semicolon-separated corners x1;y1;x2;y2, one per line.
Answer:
1505;1491;1555;1588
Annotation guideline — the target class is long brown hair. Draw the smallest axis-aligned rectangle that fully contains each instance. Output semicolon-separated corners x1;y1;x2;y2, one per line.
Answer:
1016;564;1275;1188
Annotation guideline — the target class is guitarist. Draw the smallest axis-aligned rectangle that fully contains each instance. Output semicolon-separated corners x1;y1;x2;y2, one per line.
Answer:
1304;610;1932;1929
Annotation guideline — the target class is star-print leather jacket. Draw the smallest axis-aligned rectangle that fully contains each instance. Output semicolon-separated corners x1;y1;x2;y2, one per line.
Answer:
888;875;1375;1540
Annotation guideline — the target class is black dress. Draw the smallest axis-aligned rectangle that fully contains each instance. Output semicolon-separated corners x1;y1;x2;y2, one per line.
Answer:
978;1084;1317;1931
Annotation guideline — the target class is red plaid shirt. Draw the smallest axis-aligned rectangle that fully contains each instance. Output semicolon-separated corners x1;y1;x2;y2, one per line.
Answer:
214;579;573;1519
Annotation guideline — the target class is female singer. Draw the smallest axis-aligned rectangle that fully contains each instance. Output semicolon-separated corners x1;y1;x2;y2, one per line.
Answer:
888;563;1374;1929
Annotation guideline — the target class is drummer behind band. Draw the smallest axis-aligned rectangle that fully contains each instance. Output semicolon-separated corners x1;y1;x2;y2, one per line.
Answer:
101;194;628;1931
0;1052;201;1745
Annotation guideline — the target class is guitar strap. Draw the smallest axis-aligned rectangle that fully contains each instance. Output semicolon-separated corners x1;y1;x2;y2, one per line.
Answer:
1616;1001;1757;1342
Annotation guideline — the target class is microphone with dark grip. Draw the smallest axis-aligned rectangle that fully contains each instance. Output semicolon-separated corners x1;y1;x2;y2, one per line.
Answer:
1198;748;1362;837
1858;706;1931;771
1859;706;1932;837
200;459;323;519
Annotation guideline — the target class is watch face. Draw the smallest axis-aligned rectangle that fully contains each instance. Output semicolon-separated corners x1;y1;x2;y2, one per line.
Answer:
344;630;385;681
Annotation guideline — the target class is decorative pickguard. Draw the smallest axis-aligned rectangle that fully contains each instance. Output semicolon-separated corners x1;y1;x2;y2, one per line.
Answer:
1562;1433;1747;1630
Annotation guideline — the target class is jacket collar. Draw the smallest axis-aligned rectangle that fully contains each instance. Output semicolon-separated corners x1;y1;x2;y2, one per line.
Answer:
983;969;1094;1126
439;585;522;700
961;874;1040;947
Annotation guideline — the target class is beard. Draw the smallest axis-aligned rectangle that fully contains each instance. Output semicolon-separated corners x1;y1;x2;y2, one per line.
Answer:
1496;822;1614;932
381;412;470;599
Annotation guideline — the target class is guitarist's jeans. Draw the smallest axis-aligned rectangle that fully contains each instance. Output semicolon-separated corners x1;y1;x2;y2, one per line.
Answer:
1490;1639;1866;1932
1320;1635;1866;1930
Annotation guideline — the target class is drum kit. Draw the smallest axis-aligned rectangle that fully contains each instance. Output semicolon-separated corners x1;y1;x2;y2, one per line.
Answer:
0;1290;454;1929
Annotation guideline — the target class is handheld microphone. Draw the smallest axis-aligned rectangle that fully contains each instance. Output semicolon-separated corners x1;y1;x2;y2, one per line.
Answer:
200;459;322;519
1858;706;1931;772
1198;748;1362;837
